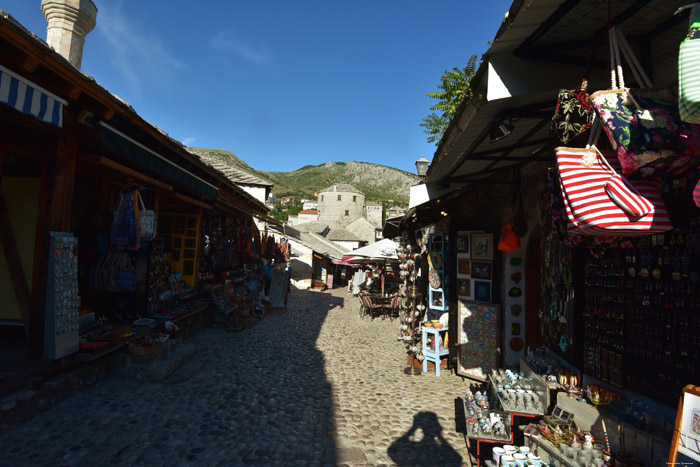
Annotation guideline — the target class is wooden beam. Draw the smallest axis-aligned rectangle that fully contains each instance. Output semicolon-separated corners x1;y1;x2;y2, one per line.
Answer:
0;193;32;337
81;154;174;192
21;54;40;73
174;192;212;210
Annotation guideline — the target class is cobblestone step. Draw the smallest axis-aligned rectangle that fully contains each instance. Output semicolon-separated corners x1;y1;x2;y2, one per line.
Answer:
111;343;195;382
161;354;204;384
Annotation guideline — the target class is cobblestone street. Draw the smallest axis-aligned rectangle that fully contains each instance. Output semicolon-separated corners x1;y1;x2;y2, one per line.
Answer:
0;287;474;466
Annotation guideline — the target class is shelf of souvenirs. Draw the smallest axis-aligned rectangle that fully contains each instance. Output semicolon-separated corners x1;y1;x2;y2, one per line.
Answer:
73;298;210;362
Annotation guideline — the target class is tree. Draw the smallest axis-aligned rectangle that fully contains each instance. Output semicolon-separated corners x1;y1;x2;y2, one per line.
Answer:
420;55;479;145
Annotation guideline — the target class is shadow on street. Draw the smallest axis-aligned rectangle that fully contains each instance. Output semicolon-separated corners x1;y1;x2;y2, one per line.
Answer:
387;411;462;465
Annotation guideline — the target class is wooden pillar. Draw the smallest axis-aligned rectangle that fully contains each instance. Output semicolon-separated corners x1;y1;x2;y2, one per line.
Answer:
27;133;78;357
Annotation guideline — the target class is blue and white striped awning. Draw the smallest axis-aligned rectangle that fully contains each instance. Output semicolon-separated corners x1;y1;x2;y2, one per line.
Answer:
0;64;66;128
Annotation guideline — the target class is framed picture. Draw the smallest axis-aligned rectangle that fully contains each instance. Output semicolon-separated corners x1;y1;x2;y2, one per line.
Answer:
471;261;492;280
670;385;700;462
457;278;471;298
472;234;493;260
474;280;492;302
457;256;471;276
456;232;470;253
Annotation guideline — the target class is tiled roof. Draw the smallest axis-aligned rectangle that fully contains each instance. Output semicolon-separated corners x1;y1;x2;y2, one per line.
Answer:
319;184;362;194
192;152;273;187
326;228;361;242
299;210;318;215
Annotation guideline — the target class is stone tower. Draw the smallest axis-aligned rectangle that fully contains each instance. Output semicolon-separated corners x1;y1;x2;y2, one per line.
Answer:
41;0;97;69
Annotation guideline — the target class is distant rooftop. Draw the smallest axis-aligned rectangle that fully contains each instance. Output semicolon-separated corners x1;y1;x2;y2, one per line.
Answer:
319;184;362;194
326;228;361;242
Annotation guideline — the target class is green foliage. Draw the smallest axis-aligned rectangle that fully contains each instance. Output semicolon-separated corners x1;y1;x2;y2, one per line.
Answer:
420;55;479;145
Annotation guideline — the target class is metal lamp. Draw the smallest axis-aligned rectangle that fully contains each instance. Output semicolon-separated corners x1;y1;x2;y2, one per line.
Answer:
415;156;429;181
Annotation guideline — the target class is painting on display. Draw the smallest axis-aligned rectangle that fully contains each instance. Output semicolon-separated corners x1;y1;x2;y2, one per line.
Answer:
457;278;471;298
471;234;493;260
471;261;492;280
456;232;470;253
457;256;471;276
457;300;499;381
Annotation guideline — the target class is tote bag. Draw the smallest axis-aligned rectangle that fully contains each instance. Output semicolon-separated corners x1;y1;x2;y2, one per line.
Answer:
679;17;700;123
590;27;700;177
556;146;672;236
137;192;157;241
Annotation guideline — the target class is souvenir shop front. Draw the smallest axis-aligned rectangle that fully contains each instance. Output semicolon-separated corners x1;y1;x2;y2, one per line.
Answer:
0;9;277;364
398;0;700;464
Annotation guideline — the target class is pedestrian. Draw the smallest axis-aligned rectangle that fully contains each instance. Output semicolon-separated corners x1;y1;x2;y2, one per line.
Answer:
263;259;274;296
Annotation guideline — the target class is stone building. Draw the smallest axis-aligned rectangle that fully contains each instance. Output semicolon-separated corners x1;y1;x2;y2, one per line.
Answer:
318;184;366;227
364;201;383;228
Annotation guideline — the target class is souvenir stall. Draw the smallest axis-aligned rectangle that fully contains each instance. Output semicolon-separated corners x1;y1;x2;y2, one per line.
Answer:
69;178;211;360
398;2;700;464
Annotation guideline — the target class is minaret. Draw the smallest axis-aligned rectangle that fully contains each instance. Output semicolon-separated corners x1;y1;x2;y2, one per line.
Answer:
41;0;97;69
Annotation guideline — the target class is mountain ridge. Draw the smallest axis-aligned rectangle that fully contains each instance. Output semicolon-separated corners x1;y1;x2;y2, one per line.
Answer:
187;147;418;205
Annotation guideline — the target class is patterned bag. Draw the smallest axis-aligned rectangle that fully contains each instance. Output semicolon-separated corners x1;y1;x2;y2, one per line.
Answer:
591;27;700;177
551;77;595;146
679;16;700;123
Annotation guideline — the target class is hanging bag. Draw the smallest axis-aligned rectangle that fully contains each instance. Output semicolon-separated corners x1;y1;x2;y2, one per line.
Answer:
551;50;598;147
556;119;673;236
679;11;700;123
117;252;137;292
590;27;700;178
137;191;157;241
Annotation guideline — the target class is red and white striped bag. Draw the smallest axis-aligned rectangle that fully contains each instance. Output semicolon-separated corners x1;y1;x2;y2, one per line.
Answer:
556;146;673;236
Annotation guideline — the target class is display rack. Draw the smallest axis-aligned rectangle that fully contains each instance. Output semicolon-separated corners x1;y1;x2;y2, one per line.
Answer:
488;373;547;416
44;232;80;359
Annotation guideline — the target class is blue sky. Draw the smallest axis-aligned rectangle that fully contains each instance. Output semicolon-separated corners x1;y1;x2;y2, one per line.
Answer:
3;0;512;174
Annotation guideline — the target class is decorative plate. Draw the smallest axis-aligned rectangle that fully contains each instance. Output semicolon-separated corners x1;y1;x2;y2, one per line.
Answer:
428;268;441;289
509;337;524;351
428;251;443;270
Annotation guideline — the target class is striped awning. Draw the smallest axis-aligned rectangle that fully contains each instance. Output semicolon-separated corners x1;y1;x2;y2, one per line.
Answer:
0;64;66;127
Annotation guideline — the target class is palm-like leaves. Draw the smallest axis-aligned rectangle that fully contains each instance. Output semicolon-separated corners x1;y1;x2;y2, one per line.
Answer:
421;55;479;145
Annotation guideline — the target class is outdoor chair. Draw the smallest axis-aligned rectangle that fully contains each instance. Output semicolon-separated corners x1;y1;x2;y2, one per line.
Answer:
359;292;385;320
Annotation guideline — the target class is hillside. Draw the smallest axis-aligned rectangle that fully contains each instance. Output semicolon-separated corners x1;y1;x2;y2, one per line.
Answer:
188;148;418;204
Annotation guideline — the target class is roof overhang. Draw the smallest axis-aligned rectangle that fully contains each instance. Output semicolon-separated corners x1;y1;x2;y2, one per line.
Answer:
425;0;692;186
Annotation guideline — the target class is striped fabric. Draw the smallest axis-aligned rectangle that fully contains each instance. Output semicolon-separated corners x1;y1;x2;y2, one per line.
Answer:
556;147;673;236
0;64;66;127
679;33;700;123
604;174;653;217
694;177;700;208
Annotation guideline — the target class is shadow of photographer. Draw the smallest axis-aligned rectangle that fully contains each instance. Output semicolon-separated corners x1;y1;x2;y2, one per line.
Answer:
388;411;462;465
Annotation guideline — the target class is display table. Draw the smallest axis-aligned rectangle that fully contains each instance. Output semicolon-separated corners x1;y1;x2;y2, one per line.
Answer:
73;299;210;362
422;326;448;377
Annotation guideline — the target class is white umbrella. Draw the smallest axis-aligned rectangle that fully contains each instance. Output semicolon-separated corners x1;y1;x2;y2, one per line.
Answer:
342;239;399;296
342;239;399;263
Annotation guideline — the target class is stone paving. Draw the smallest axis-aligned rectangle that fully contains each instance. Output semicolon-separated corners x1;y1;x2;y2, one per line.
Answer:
0;287;475;467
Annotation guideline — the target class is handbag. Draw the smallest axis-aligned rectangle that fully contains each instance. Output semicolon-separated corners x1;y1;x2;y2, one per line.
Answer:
679;15;700;123
556;120;673;236
137;192;157;241
117;252;136;292
551;77;595;146
590;27;700;177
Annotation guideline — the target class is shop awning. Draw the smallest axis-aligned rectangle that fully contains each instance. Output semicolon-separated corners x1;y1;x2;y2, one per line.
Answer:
0;64;66;128
99;122;218;199
425;0;689;186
